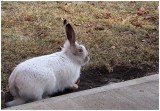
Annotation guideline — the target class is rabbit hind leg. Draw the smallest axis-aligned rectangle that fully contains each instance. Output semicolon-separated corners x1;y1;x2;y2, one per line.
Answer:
18;86;43;102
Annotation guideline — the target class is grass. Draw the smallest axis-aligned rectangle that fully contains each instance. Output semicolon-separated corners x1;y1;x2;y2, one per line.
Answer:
1;1;159;95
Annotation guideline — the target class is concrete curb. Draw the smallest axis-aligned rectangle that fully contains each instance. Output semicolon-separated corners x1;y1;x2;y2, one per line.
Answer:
4;74;159;110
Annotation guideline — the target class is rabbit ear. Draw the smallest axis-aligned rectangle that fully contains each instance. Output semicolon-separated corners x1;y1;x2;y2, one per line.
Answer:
64;20;76;46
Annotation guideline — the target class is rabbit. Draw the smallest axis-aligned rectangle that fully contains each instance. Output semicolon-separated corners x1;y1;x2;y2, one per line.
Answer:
6;19;89;107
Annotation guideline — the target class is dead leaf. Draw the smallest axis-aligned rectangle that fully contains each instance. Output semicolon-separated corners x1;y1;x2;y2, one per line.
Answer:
65;2;72;6
24;17;32;21
95;26;104;30
40;33;45;37
95;15;100;19
29;32;35;37
74;24;81;26
87;1;95;6
137;6;149;16
144;33;150;39
105;63;113;73
129;1;136;3
144;16;156;21
104;13;111;19
111;45;116;49
57;5;71;14
90;2;95;6
123;31;135;35
141;39;146;42
130;19;142;27
38;32;46;38
86;30;91;33
134;46;138;49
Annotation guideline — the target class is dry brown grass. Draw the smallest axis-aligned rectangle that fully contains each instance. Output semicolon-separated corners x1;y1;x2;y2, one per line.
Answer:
1;1;159;94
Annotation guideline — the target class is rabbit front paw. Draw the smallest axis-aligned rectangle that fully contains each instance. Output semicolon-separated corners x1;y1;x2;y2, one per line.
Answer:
69;84;79;90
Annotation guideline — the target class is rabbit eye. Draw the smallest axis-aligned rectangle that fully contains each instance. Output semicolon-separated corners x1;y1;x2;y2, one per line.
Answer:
78;48;83;53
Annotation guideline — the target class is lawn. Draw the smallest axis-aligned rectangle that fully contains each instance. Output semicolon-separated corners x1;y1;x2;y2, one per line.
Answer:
1;1;159;107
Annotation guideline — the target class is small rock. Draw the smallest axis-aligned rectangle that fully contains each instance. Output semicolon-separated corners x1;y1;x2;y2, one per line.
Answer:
139;90;144;92
141;39;146;42
111;45;116;49
95;26;104;31
137;6;149;16
104;13;111;19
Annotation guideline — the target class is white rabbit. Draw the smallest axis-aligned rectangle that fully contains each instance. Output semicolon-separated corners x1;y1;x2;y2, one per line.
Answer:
6;20;89;107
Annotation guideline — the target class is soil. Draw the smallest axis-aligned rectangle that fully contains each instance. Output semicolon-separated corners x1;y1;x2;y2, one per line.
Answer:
52;63;159;96
2;63;159;108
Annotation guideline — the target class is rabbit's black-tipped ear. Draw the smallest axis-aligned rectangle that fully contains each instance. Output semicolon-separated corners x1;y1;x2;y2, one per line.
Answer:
64;20;76;46
63;19;67;26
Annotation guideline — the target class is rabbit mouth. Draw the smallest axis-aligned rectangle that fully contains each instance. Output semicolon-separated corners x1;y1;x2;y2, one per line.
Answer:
82;56;89;66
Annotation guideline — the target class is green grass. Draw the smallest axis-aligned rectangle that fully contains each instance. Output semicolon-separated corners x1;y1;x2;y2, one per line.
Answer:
1;1;159;93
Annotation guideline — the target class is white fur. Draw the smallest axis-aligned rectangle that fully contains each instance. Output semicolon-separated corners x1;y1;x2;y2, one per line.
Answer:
6;40;86;107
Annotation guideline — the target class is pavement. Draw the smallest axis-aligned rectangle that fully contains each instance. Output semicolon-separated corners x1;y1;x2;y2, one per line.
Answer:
5;74;159;110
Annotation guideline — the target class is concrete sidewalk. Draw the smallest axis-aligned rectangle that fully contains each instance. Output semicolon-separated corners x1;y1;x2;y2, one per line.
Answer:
5;74;159;110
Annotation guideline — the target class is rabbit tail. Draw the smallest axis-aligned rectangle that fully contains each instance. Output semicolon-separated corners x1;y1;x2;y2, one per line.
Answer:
6;83;26;107
6;71;26;107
